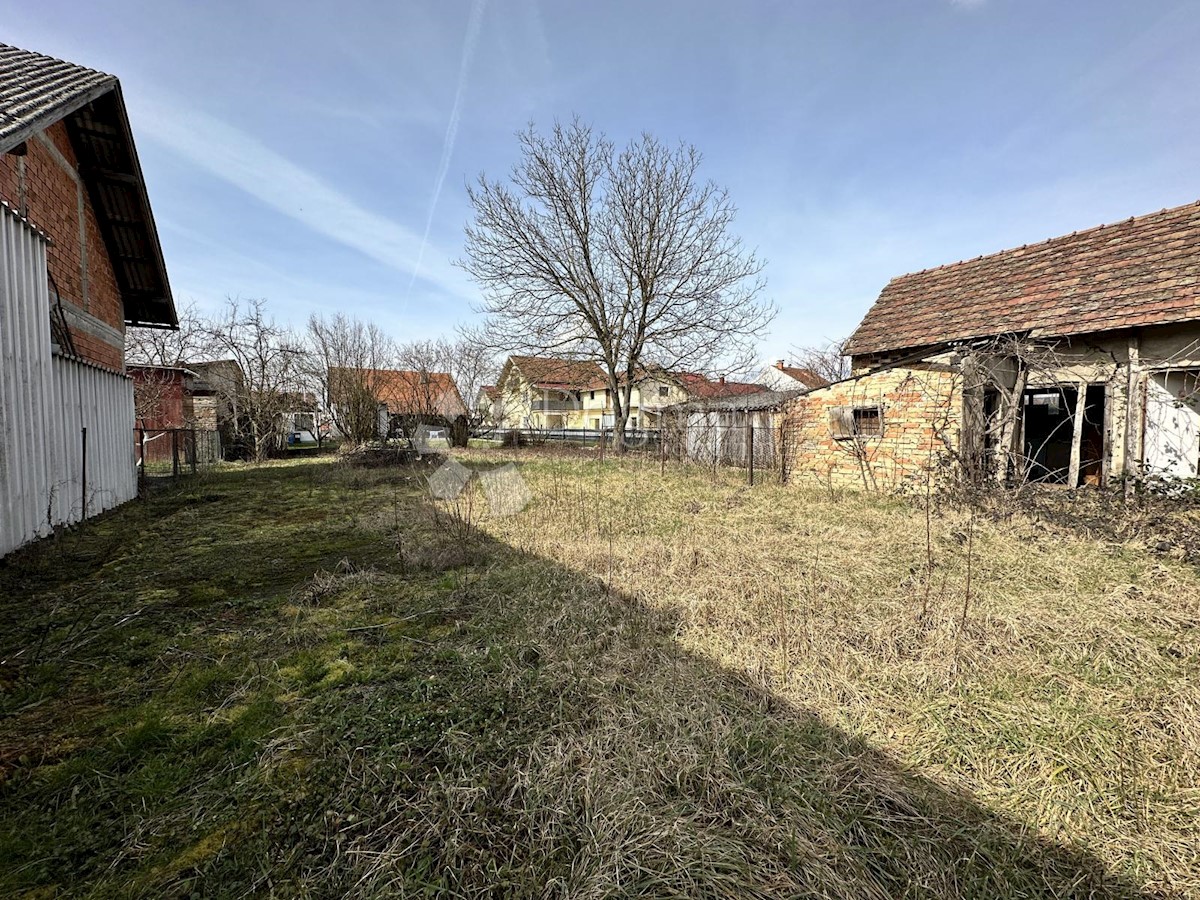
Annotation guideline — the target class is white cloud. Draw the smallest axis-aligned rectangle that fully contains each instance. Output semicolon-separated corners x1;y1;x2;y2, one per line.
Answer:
134;93;472;301
409;0;488;290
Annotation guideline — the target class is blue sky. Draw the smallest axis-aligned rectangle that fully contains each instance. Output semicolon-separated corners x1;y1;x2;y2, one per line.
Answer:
5;1;1199;362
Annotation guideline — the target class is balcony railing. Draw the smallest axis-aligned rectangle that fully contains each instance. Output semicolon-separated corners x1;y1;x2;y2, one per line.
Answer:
531;400;578;412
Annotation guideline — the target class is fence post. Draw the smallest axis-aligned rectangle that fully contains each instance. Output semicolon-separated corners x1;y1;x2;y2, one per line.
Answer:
81;426;88;520
748;421;754;486
172;430;180;479
190;426;198;475
660;428;666;476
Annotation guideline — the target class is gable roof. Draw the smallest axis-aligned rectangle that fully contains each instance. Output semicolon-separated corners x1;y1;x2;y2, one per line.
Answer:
846;200;1200;358
342;368;466;418
506;355;606;390
773;365;827;389
0;43;176;328
0;45;116;149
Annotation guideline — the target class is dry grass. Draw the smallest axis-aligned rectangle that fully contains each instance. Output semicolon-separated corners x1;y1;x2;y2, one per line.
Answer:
465;447;1200;897
1;450;1196;897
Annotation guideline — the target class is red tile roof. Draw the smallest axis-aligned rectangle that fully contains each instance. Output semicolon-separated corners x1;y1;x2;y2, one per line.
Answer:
775;365;828;389
333;368;466;418
846;200;1200;357
509;355;606;389
677;373;766;399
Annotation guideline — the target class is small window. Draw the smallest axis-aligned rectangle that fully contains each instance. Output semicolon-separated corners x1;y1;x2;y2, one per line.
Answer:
853;406;882;437
829;405;883;440
590;390;595;400
658;385;669;398
631;416;638;428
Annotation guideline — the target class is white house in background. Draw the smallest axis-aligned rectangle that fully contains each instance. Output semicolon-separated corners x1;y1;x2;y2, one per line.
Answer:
0;43;177;556
475;385;502;426
758;360;828;392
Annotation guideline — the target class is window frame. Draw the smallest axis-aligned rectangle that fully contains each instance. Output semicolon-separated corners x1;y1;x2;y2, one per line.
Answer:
829;404;884;441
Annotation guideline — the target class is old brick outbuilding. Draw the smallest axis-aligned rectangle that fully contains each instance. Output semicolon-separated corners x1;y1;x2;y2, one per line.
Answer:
785;200;1200;490
1;43;176;554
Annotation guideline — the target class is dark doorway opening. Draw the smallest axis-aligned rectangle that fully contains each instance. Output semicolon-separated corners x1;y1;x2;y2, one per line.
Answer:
1078;384;1107;486
1021;385;1105;486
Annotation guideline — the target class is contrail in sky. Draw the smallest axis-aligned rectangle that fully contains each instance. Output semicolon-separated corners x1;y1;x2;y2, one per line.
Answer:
408;0;488;293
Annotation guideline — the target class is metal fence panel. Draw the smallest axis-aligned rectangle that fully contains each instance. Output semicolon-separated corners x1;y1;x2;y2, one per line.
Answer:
135;427;222;477
0;205;138;557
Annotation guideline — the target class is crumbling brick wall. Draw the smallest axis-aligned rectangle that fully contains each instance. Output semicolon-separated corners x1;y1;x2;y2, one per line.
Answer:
781;365;962;491
0;121;124;371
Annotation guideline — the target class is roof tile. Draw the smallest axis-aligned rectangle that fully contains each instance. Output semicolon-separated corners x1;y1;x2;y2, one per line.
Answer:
0;43;115;152
846;200;1200;356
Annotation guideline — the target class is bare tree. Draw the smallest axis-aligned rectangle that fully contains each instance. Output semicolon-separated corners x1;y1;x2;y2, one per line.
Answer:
446;328;499;433
304;313;393;446
394;339;472;446
460;118;774;452
204;298;304;461
792;337;852;384
125;300;205;366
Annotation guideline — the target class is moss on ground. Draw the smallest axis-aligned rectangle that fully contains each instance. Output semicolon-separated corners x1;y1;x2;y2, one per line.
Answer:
0;452;1193;897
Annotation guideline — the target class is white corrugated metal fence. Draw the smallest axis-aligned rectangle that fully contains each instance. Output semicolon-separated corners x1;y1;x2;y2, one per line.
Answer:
0;204;136;557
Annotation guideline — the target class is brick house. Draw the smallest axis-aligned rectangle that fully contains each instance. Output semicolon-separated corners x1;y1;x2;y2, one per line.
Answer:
0;44;176;554
785;200;1200;490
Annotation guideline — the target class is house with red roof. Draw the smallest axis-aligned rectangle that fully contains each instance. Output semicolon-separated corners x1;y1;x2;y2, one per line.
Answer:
495;354;767;432
327;366;467;444
758;361;829;392
784;199;1200;490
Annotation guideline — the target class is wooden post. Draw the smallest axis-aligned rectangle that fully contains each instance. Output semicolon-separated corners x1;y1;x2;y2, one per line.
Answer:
1123;335;1141;499
960;353;985;485
190;426;198;474
747;418;755;485
659;426;666;476
999;364;1028;483
1068;381;1087;489
172;430;180;479
137;429;144;494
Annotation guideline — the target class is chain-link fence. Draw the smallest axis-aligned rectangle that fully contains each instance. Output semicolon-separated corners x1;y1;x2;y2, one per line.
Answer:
135;428;222;482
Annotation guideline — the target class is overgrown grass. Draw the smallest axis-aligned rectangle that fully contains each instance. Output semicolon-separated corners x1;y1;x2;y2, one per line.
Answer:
0;450;1194;897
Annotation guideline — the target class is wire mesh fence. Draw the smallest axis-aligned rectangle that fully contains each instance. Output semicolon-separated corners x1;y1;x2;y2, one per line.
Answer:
135;428;222;482
475;421;790;485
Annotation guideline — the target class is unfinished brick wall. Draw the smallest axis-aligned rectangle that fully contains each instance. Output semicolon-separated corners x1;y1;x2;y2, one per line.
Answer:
0;121;124;370
782;366;962;491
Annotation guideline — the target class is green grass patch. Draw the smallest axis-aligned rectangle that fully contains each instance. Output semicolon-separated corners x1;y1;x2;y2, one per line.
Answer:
0;451;1193;897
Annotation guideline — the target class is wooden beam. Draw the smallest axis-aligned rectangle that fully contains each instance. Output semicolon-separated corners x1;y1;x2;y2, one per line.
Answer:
997;362;1027;483
1068;381;1087;488
1123;334;1141;499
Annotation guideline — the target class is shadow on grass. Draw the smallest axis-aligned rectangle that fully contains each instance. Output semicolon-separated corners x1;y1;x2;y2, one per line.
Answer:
0;458;1163;898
